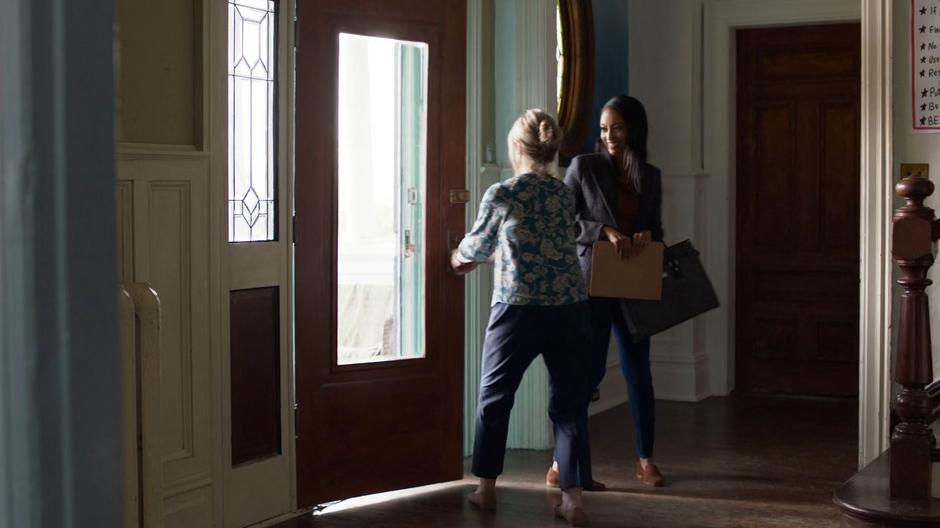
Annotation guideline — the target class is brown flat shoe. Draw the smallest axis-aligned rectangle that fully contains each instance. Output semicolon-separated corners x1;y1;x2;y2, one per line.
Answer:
554;503;588;526
546;466;560;486
545;467;607;491
467;489;496;510
635;461;664;487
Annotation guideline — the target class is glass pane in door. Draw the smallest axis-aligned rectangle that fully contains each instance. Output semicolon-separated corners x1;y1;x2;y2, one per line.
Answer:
336;33;428;365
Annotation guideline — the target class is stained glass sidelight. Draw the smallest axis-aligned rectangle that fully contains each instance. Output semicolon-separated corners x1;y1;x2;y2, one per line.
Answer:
228;0;278;242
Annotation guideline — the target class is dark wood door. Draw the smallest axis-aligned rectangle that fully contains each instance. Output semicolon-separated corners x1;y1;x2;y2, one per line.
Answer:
735;24;860;396
294;0;466;507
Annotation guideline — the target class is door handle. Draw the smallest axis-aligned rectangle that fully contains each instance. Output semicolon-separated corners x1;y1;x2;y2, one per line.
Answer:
403;229;416;258
447;230;462;251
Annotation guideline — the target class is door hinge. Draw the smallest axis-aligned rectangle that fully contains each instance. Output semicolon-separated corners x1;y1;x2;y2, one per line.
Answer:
293;402;299;439
293;16;299;49
292;214;297;244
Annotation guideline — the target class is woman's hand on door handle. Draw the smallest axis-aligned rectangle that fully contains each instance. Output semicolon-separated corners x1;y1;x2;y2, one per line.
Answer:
450;249;481;275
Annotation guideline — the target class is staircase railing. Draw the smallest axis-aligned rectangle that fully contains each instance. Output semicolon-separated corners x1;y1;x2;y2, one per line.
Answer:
119;283;164;527
890;173;938;499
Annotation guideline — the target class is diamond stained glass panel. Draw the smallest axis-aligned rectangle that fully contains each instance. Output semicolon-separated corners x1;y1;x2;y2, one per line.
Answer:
228;0;277;242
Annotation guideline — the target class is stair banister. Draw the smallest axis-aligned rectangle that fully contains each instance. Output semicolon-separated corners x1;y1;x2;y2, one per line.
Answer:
890;173;937;499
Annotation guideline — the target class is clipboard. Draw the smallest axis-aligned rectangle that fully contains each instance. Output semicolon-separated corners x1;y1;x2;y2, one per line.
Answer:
589;241;664;300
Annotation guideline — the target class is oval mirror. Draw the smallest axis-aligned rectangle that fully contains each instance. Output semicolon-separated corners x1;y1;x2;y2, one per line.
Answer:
557;0;595;158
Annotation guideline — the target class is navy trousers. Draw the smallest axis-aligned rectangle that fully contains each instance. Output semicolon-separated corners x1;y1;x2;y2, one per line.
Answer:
471;302;592;490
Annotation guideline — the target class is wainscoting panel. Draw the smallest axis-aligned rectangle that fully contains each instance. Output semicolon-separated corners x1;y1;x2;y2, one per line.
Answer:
164;484;214;528
118;149;215;524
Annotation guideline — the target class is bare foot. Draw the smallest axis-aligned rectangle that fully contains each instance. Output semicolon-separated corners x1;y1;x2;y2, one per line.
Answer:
554;503;588;526
467;489;496;510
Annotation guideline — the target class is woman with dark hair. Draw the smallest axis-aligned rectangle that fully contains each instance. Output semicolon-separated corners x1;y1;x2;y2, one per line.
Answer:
546;95;665;489
452;109;593;526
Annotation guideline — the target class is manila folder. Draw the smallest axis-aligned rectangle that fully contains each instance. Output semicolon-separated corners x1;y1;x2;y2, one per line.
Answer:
589;241;664;300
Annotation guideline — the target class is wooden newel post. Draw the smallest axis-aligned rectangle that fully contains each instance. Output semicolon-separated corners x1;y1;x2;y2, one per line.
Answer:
890;173;937;499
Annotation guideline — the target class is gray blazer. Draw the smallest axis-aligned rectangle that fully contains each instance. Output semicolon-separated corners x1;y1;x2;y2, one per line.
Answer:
563;152;664;289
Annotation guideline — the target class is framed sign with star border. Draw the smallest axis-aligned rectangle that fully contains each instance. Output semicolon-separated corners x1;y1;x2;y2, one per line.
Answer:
913;0;940;131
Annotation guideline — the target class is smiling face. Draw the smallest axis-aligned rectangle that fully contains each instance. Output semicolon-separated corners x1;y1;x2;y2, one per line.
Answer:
599;107;628;159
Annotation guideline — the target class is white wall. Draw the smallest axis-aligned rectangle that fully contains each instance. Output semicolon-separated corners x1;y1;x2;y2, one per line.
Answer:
629;1;702;175
619;0;710;405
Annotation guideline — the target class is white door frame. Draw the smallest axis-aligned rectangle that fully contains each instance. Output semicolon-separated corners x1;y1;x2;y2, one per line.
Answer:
464;0;559;452
703;0;892;466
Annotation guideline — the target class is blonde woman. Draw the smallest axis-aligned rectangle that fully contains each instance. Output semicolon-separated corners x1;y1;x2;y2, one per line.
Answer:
451;109;592;526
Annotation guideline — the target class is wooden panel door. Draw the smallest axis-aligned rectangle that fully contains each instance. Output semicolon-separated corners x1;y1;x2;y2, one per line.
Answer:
294;0;466;507
735;24;860;396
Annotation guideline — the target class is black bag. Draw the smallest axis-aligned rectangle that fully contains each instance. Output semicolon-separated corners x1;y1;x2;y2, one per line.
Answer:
619;239;719;342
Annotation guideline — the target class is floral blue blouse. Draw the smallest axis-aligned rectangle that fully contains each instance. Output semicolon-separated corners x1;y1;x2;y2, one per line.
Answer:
458;173;588;306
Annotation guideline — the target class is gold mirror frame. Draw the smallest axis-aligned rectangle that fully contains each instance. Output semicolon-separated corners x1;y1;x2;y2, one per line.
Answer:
557;0;595;158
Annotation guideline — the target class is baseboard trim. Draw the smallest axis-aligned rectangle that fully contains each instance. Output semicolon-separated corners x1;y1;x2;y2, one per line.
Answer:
590;346;710;412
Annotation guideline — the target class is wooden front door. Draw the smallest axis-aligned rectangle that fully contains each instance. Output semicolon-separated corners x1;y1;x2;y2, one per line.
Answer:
294;0;466;507
735;23;860;396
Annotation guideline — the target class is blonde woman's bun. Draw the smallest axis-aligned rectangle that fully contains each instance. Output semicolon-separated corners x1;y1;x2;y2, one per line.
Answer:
508;109;562;175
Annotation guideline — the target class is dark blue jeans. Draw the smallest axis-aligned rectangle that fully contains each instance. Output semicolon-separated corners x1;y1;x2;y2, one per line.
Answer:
588;297;655;459
471;302;592;490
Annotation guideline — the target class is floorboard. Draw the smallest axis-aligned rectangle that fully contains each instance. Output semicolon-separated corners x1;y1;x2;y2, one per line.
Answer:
276;394;857;527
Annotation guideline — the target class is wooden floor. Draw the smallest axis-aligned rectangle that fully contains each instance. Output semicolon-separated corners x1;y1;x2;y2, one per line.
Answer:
277;394;857;527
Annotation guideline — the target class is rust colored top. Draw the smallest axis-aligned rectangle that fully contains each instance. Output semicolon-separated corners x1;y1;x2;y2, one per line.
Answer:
617;178;641;236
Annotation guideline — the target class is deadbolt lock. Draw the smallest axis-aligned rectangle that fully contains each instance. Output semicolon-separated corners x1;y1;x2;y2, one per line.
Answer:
449;189;470;204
